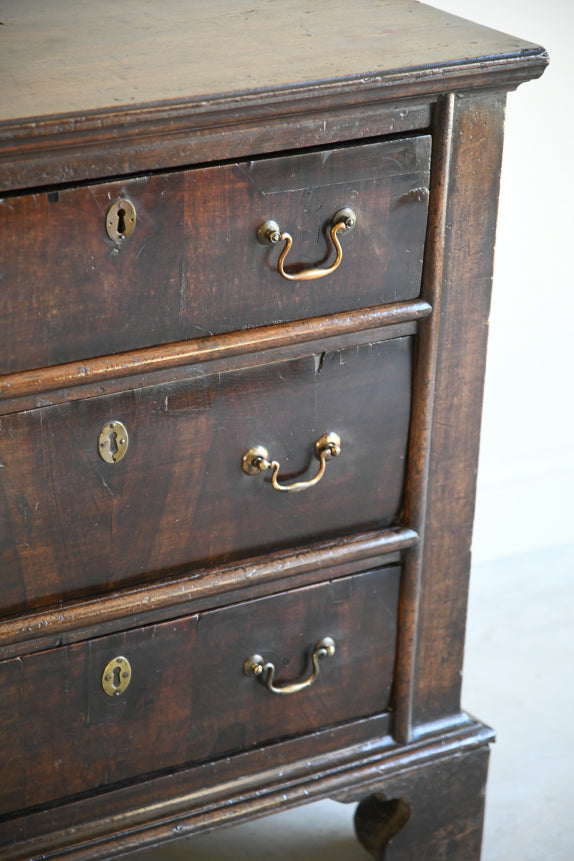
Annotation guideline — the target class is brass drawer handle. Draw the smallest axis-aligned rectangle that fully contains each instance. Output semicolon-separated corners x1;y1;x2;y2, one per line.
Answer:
242;431;341;493
257;207;356;281
244;637;336;695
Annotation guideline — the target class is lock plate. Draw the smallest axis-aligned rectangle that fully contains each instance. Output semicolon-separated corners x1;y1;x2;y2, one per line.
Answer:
105;198;136;241
102;656;132;697
98;420;129;463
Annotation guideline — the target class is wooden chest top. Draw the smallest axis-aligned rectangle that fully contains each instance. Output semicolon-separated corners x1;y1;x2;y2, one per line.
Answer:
1;0;543;118
0;0;547;190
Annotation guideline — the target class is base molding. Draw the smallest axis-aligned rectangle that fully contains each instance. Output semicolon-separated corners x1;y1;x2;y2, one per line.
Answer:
1;714;493;861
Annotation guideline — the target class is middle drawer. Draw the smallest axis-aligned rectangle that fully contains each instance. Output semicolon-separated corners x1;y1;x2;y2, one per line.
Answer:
0;337;412;614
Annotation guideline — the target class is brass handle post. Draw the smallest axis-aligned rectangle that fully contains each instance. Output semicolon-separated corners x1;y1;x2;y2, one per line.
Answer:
257;208;356;281
242;432;341;493
244;637;336;695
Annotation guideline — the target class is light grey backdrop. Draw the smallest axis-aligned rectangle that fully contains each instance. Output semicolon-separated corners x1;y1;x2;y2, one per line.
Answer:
435;0;573;563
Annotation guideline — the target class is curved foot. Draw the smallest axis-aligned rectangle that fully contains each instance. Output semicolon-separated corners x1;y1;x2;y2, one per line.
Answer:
348;745;490;860
354;795;411;860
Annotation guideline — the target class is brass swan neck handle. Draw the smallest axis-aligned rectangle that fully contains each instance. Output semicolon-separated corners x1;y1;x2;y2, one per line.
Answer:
244;637;336;695
257;208;356;281
242;432;341;493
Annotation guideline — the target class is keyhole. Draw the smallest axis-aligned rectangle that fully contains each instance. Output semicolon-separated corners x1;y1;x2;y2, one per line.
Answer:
112;665;122;690
105;199;136;241
116;207;127;237
98;420;129;463
108;430;118;459
102;655;132;696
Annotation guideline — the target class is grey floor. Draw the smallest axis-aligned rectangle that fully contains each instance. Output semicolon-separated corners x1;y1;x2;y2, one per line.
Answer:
125;543;574;860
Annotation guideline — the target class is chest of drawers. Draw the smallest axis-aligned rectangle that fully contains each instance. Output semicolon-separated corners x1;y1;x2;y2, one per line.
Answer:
0;3;546;859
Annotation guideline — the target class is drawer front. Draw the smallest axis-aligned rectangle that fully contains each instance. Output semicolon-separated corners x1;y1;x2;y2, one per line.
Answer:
0;567;400;816
0;338;412;613
0;137;430;373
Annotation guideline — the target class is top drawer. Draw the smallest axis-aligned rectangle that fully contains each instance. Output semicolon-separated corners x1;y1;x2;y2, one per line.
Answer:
0;136;431;374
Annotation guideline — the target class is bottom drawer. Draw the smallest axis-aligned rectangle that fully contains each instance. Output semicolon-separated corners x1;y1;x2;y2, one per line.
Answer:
0;566;400;816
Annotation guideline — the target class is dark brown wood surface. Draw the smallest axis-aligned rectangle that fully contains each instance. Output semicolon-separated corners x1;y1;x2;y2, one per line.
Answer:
409;91;507;730
353;746;490;860
0;2;548;859
0;302;428;413
0;137;430;374
0;716;492;861
0;528;414;660
0;2;546;191
395;91;508;738
0;0;542;122
0;566;399;816
0;338;412;614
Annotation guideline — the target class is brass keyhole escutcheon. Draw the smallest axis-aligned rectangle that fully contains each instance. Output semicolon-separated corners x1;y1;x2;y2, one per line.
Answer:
98;420;129;463
102;656;132;697
105;198;136;242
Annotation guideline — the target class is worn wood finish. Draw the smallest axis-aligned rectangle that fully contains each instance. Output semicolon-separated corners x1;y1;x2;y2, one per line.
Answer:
0;337;412;614
0;2;546;859
0;715;395;857
0;528;416;659
393;93;455;743
391;90;510;745
0;301;429;414
353;746;491;860
0;103;432;196
0;566;399;816
0;137;430;374
407;91;509;733
0;0;542;123
0;716;493;861
0;2;546;191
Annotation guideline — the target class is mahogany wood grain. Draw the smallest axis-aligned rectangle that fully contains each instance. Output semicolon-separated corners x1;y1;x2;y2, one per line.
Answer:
0;3;547;859
0;313;424;417
0;103;432;195
0;566;399;816
0;716;493;861
0;527;416;659
0;0;542;123
393;93;455;743
0;2;546;191
0;338;412;613
353;747;491;860
405;91;508;733
0;137;430;374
